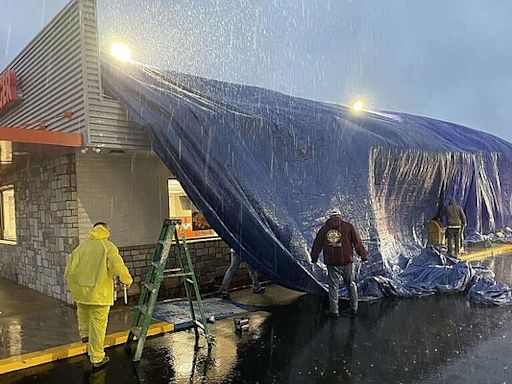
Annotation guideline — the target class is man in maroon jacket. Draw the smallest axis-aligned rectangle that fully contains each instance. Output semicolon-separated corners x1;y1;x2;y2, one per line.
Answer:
311;209;368;317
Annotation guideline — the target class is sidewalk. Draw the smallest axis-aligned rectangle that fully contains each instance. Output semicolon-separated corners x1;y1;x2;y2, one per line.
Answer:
0;278;138;360
0;278;172;374
0;277;301;375
461;243;512;262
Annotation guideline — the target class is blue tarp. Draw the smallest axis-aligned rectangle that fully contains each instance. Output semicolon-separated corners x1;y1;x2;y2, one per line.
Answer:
101;59;512;304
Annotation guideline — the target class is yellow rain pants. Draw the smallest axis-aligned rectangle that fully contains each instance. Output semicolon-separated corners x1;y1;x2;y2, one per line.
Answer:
77;304;110;364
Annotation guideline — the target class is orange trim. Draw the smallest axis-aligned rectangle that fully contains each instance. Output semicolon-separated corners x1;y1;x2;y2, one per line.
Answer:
0;126;83;147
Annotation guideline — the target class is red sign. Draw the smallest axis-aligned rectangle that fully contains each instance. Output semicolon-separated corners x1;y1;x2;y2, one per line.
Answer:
0;70;19;112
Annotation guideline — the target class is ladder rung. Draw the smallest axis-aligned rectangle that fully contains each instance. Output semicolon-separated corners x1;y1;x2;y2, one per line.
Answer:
194;320;205;330
144;282;155;292
131;326;142;339
164;268;182;274
138;304;148;315
151;261;160;268
164;272;193;278
185;278;194;285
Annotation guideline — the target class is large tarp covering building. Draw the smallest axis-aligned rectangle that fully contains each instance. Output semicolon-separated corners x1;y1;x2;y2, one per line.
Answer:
102;59;512;303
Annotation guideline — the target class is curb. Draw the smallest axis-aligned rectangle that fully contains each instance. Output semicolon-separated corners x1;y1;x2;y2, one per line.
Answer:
0;322;173;375
461;244;512;262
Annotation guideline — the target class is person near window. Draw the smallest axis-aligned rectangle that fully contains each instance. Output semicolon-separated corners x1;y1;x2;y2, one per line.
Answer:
218;248;265;299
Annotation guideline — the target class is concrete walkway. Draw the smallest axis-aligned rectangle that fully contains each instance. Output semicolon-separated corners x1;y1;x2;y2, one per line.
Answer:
0;278;172;374
0;278;136;360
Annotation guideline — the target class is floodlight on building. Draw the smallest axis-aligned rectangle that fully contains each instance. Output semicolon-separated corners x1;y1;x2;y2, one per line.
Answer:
351;99;364;113
111;42;132;62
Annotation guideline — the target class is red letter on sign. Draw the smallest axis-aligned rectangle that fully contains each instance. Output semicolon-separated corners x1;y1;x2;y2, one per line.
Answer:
0;70;19;111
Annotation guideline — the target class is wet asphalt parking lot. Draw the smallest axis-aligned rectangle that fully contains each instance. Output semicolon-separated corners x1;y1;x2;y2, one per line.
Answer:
3;254;512;384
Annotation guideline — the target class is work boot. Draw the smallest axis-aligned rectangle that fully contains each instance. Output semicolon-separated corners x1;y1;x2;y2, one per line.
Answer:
323;310;340;319
218;290;230;300
341;308;358;317
81;337;89;344
252;286;266;294
92;356;110;371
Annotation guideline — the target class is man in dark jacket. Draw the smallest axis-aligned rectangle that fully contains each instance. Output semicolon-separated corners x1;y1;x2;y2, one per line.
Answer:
441;199;467;257
311;209;368;317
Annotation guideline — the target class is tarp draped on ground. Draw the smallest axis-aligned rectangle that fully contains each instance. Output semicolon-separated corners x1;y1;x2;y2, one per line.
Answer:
101;59;512;304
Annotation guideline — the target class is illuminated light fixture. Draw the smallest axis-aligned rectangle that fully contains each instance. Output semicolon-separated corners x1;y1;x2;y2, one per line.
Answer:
351;99;364;113
111;42;132;62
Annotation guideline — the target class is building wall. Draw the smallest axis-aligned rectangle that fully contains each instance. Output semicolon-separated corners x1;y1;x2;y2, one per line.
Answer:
0;0;151;150
0;0;85;135
75;150;253;298
0;149;254;303
83;0;151;149
75;150;171;247
0;154;78;302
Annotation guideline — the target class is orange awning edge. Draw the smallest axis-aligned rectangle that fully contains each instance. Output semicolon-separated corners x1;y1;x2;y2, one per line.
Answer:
0;126;83;147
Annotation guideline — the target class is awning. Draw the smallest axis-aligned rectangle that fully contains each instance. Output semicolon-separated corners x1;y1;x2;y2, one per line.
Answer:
0;127;82;176
0;126;82;147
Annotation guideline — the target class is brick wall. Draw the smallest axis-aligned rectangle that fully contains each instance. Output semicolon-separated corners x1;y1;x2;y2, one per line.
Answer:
0;154;79;302
120;239;257;299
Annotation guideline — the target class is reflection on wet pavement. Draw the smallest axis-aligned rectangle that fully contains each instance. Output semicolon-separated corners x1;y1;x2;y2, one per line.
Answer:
473;252;512;286
3;254;512;384
0;277;138;359
0;278;79;359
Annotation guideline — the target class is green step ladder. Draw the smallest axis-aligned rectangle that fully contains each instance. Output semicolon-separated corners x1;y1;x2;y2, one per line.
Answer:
125;218;214;362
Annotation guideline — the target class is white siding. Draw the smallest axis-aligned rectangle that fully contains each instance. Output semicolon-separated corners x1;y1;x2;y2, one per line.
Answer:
0;0;85;134
0;0;151;149
76;150;172;247
88;98;151;149
82;0;151;149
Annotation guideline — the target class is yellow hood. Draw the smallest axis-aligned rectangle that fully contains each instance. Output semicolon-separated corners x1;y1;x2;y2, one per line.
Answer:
89;225;110;240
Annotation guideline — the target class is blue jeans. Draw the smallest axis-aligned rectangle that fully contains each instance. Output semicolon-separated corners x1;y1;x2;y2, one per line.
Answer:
327;264;358;314
220;250;260;293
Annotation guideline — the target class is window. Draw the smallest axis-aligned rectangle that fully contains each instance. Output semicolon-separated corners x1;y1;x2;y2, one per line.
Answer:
168;179;217;239
0;185;16;241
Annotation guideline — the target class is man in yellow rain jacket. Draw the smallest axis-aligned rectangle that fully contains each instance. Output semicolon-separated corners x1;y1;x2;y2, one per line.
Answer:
65;222;133;370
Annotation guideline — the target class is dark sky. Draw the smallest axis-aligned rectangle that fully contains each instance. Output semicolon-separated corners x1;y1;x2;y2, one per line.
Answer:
1;0;511;142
